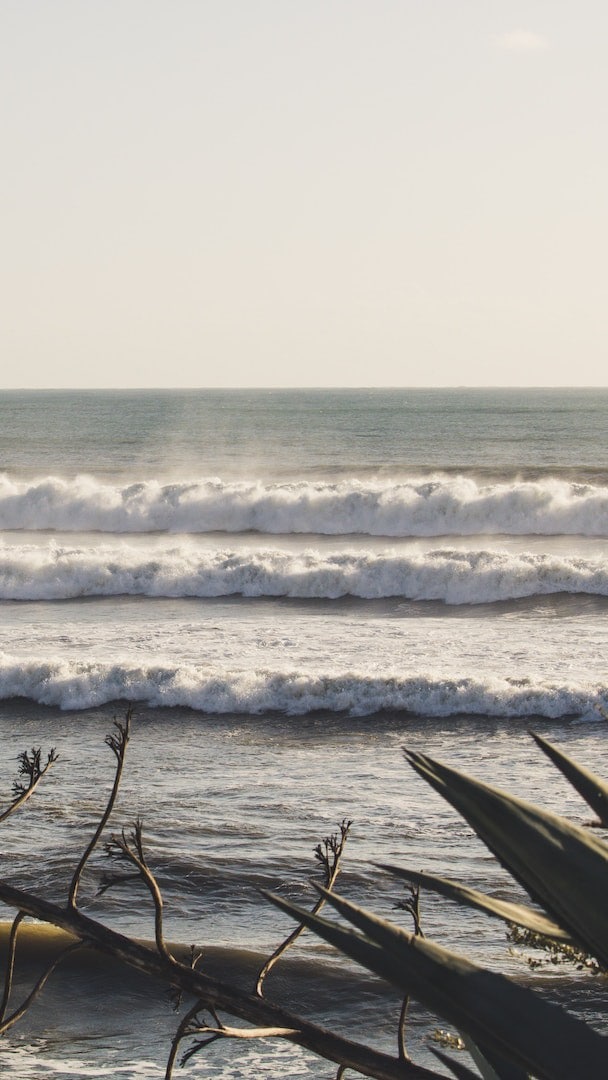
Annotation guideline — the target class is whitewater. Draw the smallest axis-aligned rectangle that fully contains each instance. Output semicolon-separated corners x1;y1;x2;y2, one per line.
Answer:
2;472;608;535
1;537;608;602
0;654;605;717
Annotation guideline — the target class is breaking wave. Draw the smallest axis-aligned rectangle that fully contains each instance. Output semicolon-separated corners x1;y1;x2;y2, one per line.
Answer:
0;655;605;718
1;474;608;536
2;541;608;604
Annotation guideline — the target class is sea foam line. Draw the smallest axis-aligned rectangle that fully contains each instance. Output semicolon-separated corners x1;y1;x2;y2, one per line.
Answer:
1;540;608;609
1;474;608;536
1;542;608;603
0;655;605;718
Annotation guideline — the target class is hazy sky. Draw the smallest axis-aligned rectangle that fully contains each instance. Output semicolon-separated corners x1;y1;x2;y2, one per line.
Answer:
2;1;607;388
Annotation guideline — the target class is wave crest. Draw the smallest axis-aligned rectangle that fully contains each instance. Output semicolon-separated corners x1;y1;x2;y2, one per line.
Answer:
1;474;608;536
0;655;605;718
1;541;608;604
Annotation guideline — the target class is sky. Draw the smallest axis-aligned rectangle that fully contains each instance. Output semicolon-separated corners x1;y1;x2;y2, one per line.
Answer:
1;0;607;388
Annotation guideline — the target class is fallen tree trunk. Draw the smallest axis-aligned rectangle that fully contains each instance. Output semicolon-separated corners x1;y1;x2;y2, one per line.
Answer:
0;881;441;1080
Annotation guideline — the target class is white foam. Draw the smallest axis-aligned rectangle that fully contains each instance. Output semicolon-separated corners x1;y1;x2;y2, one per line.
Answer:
1;474;608;536
0;1047;163;1078
0;654;605;718
1;541;607;603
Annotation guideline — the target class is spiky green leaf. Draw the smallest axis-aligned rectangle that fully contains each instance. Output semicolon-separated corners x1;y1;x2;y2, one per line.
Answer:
434;1037;530;1080
377;864;569;941
531;733;608;827
403;749;608;966
465;1039;529;1080
264;888;608;1080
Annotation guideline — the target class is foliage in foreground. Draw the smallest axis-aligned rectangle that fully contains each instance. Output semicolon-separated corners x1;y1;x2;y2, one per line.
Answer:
0;715;608;1078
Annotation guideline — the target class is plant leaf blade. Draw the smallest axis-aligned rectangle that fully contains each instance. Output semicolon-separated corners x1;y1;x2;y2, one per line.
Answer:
531;732;608;827
403;748;608;966
264;888;608;1080
377;864;570;941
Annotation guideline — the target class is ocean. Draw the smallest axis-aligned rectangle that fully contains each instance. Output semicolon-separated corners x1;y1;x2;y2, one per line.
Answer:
0;387;607;1078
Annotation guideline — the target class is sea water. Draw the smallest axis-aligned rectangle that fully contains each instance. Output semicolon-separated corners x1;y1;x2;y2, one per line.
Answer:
0;388;607;1078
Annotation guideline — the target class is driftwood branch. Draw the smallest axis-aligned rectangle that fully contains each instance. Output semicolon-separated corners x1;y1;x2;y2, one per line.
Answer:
0;880;442;1080
173;1002;301;1070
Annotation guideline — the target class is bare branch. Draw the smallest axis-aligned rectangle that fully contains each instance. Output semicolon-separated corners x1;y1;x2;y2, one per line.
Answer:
255;820;352;997
183;1020;300;1054
68;709;132;910
397;996;410;1064
0;912;26;1024
166;965;219;1077
105;820;174;963
395;884;423;1061
96;870;141;895
0;748;58;824
168;945;204;1013
169;998;301;1073
191;1022;301;1039
1;909;82;1034
166;1000;205;1079
180;1031;222;1062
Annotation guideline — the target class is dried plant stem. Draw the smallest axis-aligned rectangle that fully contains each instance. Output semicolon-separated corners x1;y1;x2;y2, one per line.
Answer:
255;820;351;997
396;885;423;1061
0;748;58;824
107;821;173;963
68;710;131;910
0;934;82;1036
166;1000;206;1079
167;1000;300;1075
186;1022;300;1042
397;997;410;1062
0;912;25;1024
179;1021;301;1068
178;1004;300;1068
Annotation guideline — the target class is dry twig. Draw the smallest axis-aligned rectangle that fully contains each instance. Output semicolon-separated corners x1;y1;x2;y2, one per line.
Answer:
0;747;58;825
255;819;352;997
395;884;423;1061
68;709;131;910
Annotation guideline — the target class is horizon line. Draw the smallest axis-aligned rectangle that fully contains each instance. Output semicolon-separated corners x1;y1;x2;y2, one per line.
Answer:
1;385;607;393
